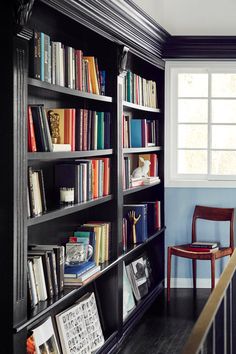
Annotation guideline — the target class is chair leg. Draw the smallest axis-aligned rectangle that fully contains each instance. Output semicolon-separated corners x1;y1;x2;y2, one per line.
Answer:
211;257;215;290
192;259;197;289
167;247;172;302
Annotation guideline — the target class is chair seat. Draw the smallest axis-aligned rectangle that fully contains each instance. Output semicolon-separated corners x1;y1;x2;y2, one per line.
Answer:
170;244;233;260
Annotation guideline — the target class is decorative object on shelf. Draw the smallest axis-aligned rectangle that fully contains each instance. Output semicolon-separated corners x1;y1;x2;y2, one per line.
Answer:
118;45;129;77
60;187;75;205
128;210;141;244
65;243;93;265
132;156;151;178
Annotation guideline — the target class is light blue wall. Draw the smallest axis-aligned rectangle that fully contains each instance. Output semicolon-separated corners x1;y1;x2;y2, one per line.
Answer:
165;188;236;279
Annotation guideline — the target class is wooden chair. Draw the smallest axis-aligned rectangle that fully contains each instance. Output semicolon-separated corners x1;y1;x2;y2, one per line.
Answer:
167;205;234;302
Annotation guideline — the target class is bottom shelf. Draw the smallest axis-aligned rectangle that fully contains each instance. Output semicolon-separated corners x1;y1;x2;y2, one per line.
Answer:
122;281;164;335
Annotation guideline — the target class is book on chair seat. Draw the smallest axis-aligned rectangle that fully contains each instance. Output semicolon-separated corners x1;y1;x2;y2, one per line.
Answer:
186;245;219;252
190;241;219;249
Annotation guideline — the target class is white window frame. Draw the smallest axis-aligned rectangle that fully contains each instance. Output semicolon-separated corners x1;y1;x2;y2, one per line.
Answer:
165;60;236;188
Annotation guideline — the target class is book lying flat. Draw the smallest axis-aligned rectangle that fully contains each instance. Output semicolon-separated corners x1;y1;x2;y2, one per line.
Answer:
185;246;219;252
191;242;219;249
64;260;96;278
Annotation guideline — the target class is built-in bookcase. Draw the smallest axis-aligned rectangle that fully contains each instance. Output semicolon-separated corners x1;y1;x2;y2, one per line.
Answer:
6;1;166;353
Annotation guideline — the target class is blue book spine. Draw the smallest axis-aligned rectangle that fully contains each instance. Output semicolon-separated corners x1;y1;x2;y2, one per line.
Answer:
131;119;142;147
123;204;148;243
64;261;95;277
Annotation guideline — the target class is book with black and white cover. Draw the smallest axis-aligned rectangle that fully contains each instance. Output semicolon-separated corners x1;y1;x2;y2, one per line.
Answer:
126;257;149;301
31;317;60;354
56;292;104;354
123;262;135;320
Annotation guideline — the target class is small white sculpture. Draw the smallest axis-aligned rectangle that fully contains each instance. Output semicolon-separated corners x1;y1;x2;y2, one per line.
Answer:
132;157;151;178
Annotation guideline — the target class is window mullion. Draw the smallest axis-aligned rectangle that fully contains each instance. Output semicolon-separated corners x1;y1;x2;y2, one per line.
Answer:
208;72;212;179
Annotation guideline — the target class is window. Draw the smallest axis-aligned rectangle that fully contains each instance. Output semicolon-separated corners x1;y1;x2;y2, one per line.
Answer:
165;61;236;187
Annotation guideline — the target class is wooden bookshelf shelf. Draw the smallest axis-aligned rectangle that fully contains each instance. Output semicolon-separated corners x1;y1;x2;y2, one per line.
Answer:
28;78;113;103
28;149;113;160
123;101;161;113
123;180;161;195
14;257;120;333
123;146;162;154
122;282;163;327
120;228;165;261
27;195;113;226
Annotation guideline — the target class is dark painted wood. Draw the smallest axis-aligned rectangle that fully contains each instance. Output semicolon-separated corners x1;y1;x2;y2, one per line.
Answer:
28;149;113;160
123;101;161;113
40;0;168;69
13;37;28;327
28;77;113;102
164;36;236;59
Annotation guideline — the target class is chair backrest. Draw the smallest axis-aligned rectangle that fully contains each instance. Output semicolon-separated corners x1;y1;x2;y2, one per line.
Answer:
192;205;235;249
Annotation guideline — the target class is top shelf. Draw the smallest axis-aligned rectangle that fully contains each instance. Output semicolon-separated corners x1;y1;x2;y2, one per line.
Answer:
123;101;161;113
28;78;113;103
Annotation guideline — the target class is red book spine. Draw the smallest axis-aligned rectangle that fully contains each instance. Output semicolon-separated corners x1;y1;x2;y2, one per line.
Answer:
186;247;216;252
83;109;88;151
28;106;37;152
150;154;157;177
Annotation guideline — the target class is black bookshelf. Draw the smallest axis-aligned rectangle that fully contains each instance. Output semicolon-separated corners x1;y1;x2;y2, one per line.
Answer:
123;100;161;113
28;78;113;102
123;180;161;195
123;147;162;154
27;195;113;226
7;0;166;353
28;149;113;160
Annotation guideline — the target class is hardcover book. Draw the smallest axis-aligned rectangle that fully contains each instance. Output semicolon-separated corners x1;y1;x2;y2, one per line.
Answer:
123;204;148;244
56;292;104;354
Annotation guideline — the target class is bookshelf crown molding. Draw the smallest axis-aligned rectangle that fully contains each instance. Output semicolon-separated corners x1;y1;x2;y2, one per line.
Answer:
39;0;169;69
13;0;35;33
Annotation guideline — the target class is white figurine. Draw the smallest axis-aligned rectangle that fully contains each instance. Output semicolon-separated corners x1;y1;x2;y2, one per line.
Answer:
132;157;151;178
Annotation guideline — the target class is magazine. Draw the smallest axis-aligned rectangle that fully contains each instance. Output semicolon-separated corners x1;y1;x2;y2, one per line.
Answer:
56;292;104;354
123;262;136;320
27;317;60;354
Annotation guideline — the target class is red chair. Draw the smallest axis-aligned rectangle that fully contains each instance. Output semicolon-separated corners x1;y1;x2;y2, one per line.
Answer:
167;205;234;302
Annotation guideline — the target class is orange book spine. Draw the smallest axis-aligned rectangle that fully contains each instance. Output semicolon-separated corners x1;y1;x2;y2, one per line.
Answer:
92;159;99;198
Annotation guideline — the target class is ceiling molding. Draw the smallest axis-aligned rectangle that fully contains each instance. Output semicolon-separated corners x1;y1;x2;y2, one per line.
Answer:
40;0;170;69
164;36;236;59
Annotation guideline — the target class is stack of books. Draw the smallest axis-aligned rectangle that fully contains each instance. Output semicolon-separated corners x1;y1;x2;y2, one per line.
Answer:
186;241;219;252
64;261;101;286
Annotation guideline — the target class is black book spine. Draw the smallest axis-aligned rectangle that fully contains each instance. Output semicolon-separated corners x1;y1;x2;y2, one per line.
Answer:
37;169;47;213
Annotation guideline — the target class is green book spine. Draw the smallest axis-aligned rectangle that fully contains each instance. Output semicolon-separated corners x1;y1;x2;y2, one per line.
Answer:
97;111;104;149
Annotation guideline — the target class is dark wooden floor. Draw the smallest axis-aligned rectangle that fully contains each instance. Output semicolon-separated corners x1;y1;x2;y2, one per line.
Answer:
116;288;211;354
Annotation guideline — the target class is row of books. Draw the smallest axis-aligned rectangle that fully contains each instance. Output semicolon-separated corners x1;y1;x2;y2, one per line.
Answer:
123;201;161;249
27;244;65;308
65;221;111;268
123;70;158;108
123;154;159;190
31;30;106;95
28;105;111;152
123;114;159;148
27;292;104;354
55;158;110;204
123;252;153;320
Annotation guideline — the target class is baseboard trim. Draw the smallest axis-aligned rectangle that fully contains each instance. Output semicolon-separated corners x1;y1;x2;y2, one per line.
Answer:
164;277;219;288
